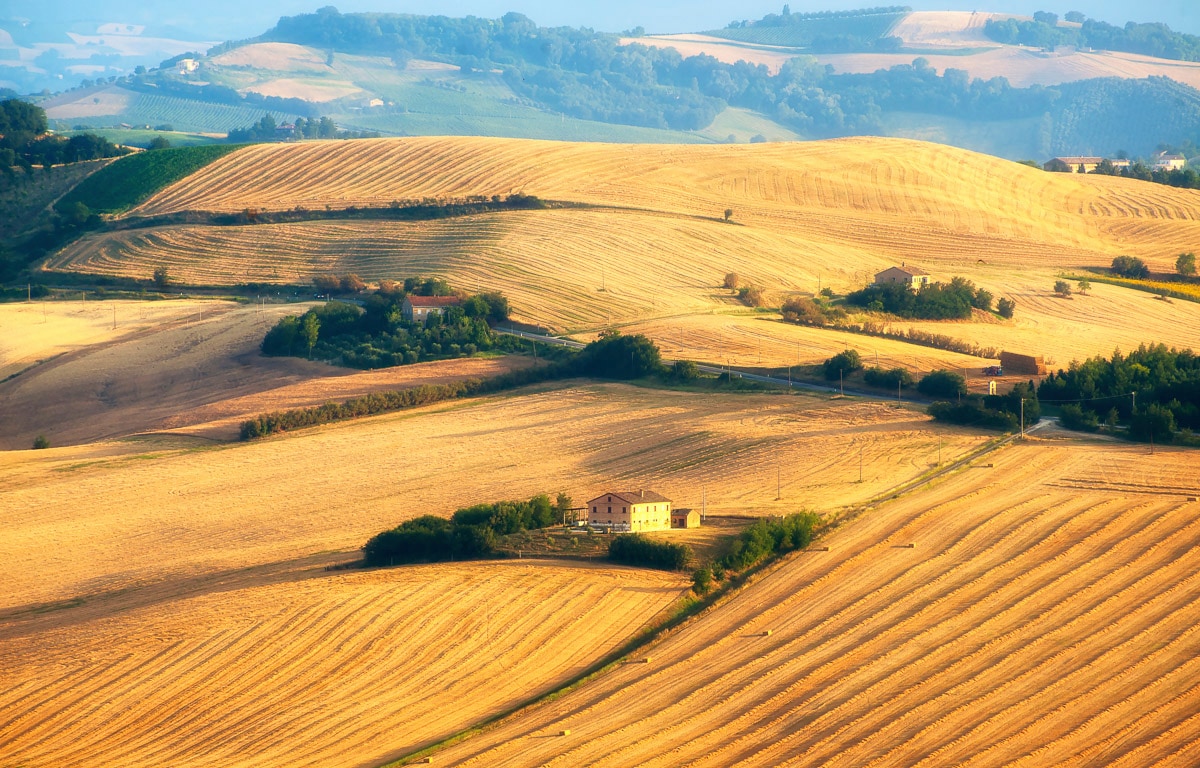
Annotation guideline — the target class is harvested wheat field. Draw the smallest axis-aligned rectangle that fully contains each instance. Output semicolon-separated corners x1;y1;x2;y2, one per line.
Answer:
608;313;993;372
0;299;535;448
0;560;686;768
209;42;331;71
46;137;1200;355
0;299;212;380
428;440;1200;767
0;383;984;612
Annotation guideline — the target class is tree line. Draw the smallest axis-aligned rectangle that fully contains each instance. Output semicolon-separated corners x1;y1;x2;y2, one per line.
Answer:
1039;344;1200;443
260;280;510;368
845;276;1001;320
0;99;128;175
363;493;573;566
985;12;1200;62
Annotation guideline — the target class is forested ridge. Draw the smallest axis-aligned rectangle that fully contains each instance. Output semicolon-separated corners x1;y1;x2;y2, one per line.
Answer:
252;7;1200;154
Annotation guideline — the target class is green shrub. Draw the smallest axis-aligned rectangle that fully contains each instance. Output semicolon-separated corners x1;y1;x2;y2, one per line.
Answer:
917;369;967;398
720;513;820;572
1112;255;1150;279
32;435;50;449
608;534;692;571
1059;403;1100;431
863;366;914;390
823;349;862;380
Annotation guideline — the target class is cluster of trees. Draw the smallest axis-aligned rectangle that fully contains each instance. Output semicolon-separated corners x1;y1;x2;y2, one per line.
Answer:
846;277;996;320
1089;157;1200;192
1038;344;1200;443
573;330;665;379
0;99;128;175
225;114;379;143
1111;255;1151;279
927;380;1040;431
721;513;820;571
985;13;1200;61
362;493;573;566
608;534;693;571
780;295;846;326
716;6;909;52
694;512;822;594
260;282;510;368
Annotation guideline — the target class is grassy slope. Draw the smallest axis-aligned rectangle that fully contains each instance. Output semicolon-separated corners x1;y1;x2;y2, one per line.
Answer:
56;144;241;214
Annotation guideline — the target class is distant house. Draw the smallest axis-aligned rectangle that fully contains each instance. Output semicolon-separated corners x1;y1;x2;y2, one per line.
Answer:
671;508;700;529
587;490;672;533
1110;158;1131;170
1155;153;1187;171
177;58;198;74
275;123;295;139
1043;156;1104;173
401;295;461;323
875;265;930;289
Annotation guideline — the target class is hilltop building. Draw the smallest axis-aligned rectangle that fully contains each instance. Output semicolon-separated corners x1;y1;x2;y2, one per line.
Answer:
588;490;672;532
1155;153;1187;171
875;265;931;289
1043;156;1104;173
402;295;461;323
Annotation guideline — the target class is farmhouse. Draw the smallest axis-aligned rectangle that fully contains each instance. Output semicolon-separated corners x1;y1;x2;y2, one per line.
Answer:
1043;156;1104;173
875;265;930;289
1155;153;1187;171
402;295;461;323
588;490;672;532
671;508;700;529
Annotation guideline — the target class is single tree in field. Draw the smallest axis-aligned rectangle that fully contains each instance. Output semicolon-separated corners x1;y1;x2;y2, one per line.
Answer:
32;435;50;449
302;313;320;358
723;272;740;290
340;273;366;293
724;208;733;221
148;136;170;150
1054;280;1072;297
153;266;171;289
1178;252;1197;277
1077;278;1091;294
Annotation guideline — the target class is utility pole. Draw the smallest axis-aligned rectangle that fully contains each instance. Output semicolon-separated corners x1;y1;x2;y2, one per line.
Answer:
27;283;31;302
1020;397;1025;438
701;487;706;522
839;368;844;397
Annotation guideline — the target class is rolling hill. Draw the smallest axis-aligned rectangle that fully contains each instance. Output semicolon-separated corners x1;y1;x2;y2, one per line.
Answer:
41;135;1200;366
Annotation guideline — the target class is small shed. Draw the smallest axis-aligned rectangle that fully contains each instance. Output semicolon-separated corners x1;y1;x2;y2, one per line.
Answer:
671;508;700;529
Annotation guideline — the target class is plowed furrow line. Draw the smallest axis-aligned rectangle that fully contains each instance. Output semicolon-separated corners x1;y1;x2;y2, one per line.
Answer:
599;496;1159;767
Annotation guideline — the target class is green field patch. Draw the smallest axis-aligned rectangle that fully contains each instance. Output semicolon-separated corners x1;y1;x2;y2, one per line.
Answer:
56;144;243;215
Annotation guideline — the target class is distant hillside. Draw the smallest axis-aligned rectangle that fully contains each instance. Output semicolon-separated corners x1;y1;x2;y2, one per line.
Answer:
705;6;909;51
26;8;1200;161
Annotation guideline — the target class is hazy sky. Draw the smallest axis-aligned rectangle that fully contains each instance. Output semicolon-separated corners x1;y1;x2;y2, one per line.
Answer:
8;1;1200;40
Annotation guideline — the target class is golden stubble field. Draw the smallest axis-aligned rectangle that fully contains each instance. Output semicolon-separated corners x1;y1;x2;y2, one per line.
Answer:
42;136;1200;369
0;383;983;612
429;439;1200;767
0;560;687;768
0;299;535;448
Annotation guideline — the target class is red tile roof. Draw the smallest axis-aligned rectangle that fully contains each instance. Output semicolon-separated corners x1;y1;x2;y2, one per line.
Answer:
405;296;461;307
588;490;672;506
